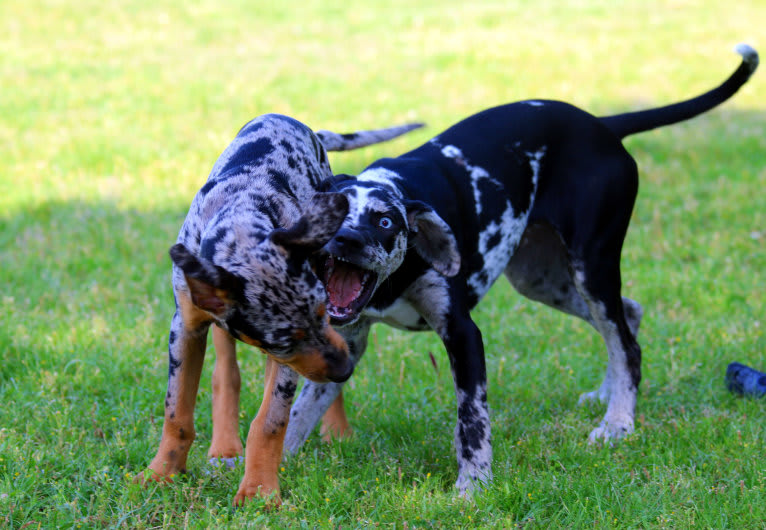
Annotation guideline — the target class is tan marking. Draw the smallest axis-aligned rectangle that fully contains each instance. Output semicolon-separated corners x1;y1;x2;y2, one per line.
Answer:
176;289;214;331
282;350;330;383
208;326;243;458
280;324;349;382
320;390;353;442
324;324;349;354
237;334;262;348
233;357;288;506
316;303;326;318
142;327;207;482
292;328;306;341
184;275;236;317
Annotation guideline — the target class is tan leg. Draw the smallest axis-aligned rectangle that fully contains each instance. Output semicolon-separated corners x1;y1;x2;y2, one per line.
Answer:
142;303;208;481
233;358;298;506
208;325;243;459
320;390;352;442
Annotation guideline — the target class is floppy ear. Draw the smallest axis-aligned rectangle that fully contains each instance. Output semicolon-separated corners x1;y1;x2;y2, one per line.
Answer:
317;173;356;192
270;192;349;252
403;200;461;277
169;243;243;317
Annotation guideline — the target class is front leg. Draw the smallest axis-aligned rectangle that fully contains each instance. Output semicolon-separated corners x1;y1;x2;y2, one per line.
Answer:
208;325;244;466
320;390;352;442
283;320;371;454
283;381;344;454
233;358;298;506
143;294;209;481
405;272;493;494
443;311;493;496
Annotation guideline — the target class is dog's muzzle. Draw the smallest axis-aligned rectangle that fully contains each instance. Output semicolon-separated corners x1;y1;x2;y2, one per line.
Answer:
320;254;378;325
326;356;354;383
319;230;379;325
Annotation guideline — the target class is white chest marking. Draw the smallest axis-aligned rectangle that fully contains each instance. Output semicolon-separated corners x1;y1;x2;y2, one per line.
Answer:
363;299;424;330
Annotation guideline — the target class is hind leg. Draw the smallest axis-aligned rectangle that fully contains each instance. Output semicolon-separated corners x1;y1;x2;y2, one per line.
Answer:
571;260;641;442
208;326;244;467
506;223;642;412
578;296;643;405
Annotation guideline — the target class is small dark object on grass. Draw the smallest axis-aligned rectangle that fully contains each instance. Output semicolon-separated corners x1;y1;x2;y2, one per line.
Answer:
726;362;766;397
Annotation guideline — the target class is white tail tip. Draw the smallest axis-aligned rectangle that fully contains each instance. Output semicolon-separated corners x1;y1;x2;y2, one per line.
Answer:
734;43;759;72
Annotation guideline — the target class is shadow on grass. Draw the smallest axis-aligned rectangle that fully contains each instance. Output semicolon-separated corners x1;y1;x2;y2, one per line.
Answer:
1;105;763;422
0;199;188;384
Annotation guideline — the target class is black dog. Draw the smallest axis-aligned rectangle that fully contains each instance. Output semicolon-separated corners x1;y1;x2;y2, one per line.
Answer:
283;45;759;494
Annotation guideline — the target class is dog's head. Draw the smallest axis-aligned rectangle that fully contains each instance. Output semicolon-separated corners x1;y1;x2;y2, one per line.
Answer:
317;170;460;325
171;193;354;383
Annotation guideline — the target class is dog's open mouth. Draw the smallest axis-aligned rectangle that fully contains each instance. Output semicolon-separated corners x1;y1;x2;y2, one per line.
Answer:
323;255;377;324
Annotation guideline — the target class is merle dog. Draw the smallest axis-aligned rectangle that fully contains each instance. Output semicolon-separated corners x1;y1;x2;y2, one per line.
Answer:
283;45;758;494
139;113;421;504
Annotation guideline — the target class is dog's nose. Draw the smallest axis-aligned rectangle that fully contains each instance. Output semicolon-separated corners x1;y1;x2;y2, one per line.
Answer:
333;228;365;252
327;358;354;383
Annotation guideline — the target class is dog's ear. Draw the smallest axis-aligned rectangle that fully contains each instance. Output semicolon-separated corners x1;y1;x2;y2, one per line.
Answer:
317;173;356;192
270;192;350;252
404;200;461;277
169;243;243;317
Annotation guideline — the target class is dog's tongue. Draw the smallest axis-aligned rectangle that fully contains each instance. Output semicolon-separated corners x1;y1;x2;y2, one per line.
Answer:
328;262;363;308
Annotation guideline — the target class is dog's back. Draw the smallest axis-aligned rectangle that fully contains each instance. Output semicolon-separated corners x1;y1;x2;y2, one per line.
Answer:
178;114;332;256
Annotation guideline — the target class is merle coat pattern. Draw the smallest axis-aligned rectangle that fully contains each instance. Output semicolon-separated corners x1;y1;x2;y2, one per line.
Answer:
283;45;759;494
140;113;422;505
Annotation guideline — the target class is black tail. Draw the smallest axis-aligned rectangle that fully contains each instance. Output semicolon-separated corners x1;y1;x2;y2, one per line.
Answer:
600;44;758;139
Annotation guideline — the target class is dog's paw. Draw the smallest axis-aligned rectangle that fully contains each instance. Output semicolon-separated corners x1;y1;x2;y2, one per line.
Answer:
320;419;353;443
207;455;244;470
578;376;611;405
454;469;492;499
133;467;178;485
587;418;634;444
232;483;281;508
578;388;608;405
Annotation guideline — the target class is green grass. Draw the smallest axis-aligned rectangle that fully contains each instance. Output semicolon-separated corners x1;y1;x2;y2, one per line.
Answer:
2;0;765;527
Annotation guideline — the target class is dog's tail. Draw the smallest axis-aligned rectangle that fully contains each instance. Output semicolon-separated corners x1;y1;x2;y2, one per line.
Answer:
600;44;758;139
316;122;424;151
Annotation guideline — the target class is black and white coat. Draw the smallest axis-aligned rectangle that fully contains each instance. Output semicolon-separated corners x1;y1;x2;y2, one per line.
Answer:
285;45;758;494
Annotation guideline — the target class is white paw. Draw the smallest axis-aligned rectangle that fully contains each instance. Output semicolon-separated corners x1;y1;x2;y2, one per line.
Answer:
454;469;492;498
587;418;634;444
282;431;303;455
578;387;609;405
207;455;244;470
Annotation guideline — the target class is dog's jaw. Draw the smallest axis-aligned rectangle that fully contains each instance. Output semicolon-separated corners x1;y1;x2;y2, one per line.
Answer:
322;255;378;325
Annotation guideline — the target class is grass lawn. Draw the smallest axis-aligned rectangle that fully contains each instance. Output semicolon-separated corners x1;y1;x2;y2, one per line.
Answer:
1;0;765;527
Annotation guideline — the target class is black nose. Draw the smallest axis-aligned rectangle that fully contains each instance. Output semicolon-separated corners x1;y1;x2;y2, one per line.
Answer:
333;228;365;252
327;358;354;383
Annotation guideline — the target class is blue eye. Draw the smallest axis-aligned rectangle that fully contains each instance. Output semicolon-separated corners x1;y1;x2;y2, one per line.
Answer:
379;217;393;229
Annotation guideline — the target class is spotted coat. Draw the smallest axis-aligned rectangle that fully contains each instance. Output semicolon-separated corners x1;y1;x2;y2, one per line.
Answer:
142;113;423;505
286;44;759;496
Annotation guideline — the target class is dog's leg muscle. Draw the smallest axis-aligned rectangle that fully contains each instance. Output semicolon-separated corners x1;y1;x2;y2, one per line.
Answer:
144;302;208;481
578;296;643;405
208;326;243;465
233;358;298;506
283;320;371;454
284;381;344;454
443;311;493;495
573;267;641;442
319;390;352;442
401;273;493;493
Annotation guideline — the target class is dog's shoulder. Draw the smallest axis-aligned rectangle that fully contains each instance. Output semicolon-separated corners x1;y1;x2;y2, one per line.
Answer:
175;114;335;259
